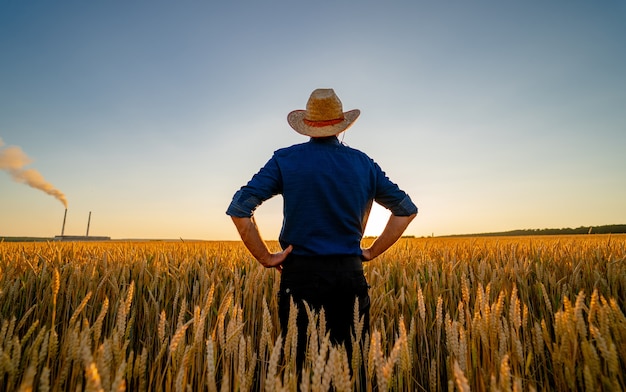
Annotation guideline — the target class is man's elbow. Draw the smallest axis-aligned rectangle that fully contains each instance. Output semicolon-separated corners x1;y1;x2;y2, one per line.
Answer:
230;216;252;232
397;212;417;222
389;213;417;230
404;213;417;227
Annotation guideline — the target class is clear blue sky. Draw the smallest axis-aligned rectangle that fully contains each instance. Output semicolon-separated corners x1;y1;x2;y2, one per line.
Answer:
1;0;625;240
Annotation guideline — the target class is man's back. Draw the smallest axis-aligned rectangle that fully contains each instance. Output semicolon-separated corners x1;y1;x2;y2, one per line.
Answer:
276;137;376;256
228;136;416;256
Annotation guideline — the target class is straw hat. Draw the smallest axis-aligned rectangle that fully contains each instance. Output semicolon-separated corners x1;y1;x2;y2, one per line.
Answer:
287;89;360;137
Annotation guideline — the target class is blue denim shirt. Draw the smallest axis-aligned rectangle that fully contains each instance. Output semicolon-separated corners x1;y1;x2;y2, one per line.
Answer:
226;136;418;256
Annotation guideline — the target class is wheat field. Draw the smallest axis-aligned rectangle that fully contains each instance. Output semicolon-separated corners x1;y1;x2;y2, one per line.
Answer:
0;235;624;391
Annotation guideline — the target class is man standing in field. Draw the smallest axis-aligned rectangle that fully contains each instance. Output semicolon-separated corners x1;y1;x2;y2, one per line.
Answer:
226;88;417;366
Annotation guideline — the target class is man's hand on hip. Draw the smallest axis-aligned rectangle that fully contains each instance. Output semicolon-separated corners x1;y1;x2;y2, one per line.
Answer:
259;245;293;272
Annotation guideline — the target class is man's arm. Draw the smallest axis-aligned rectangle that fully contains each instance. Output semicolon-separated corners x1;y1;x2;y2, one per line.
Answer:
231;216;293;271
361;213;416;261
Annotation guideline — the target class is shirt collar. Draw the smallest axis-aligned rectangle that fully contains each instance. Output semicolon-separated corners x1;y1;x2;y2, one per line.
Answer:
309;136;340;146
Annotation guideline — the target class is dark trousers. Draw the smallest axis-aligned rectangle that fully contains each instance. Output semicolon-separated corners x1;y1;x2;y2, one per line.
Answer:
278;254;370;370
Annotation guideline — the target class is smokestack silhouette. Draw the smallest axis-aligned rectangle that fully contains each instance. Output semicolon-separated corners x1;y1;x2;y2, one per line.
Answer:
0;138;68;208
61;209;67;236
86;211;91;236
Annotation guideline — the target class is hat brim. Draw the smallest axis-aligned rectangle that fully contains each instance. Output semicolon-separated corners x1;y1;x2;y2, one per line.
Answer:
287;109;361;137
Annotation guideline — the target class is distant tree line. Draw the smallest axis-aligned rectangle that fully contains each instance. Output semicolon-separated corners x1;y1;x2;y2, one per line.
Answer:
1;237;53;242
448;224;626;238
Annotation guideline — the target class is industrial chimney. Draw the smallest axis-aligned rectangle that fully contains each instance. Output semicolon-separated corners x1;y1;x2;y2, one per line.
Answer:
61;208;67;236
86;211;91;236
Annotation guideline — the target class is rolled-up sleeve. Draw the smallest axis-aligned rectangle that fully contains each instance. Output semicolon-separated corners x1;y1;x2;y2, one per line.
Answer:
389;194;418;216
226;156;282;218
372;162;418;216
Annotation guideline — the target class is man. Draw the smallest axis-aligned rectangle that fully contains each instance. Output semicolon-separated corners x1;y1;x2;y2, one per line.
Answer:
226;88;417;367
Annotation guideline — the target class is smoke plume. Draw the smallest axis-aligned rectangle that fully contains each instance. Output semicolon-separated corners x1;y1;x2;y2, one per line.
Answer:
0;137;68;208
